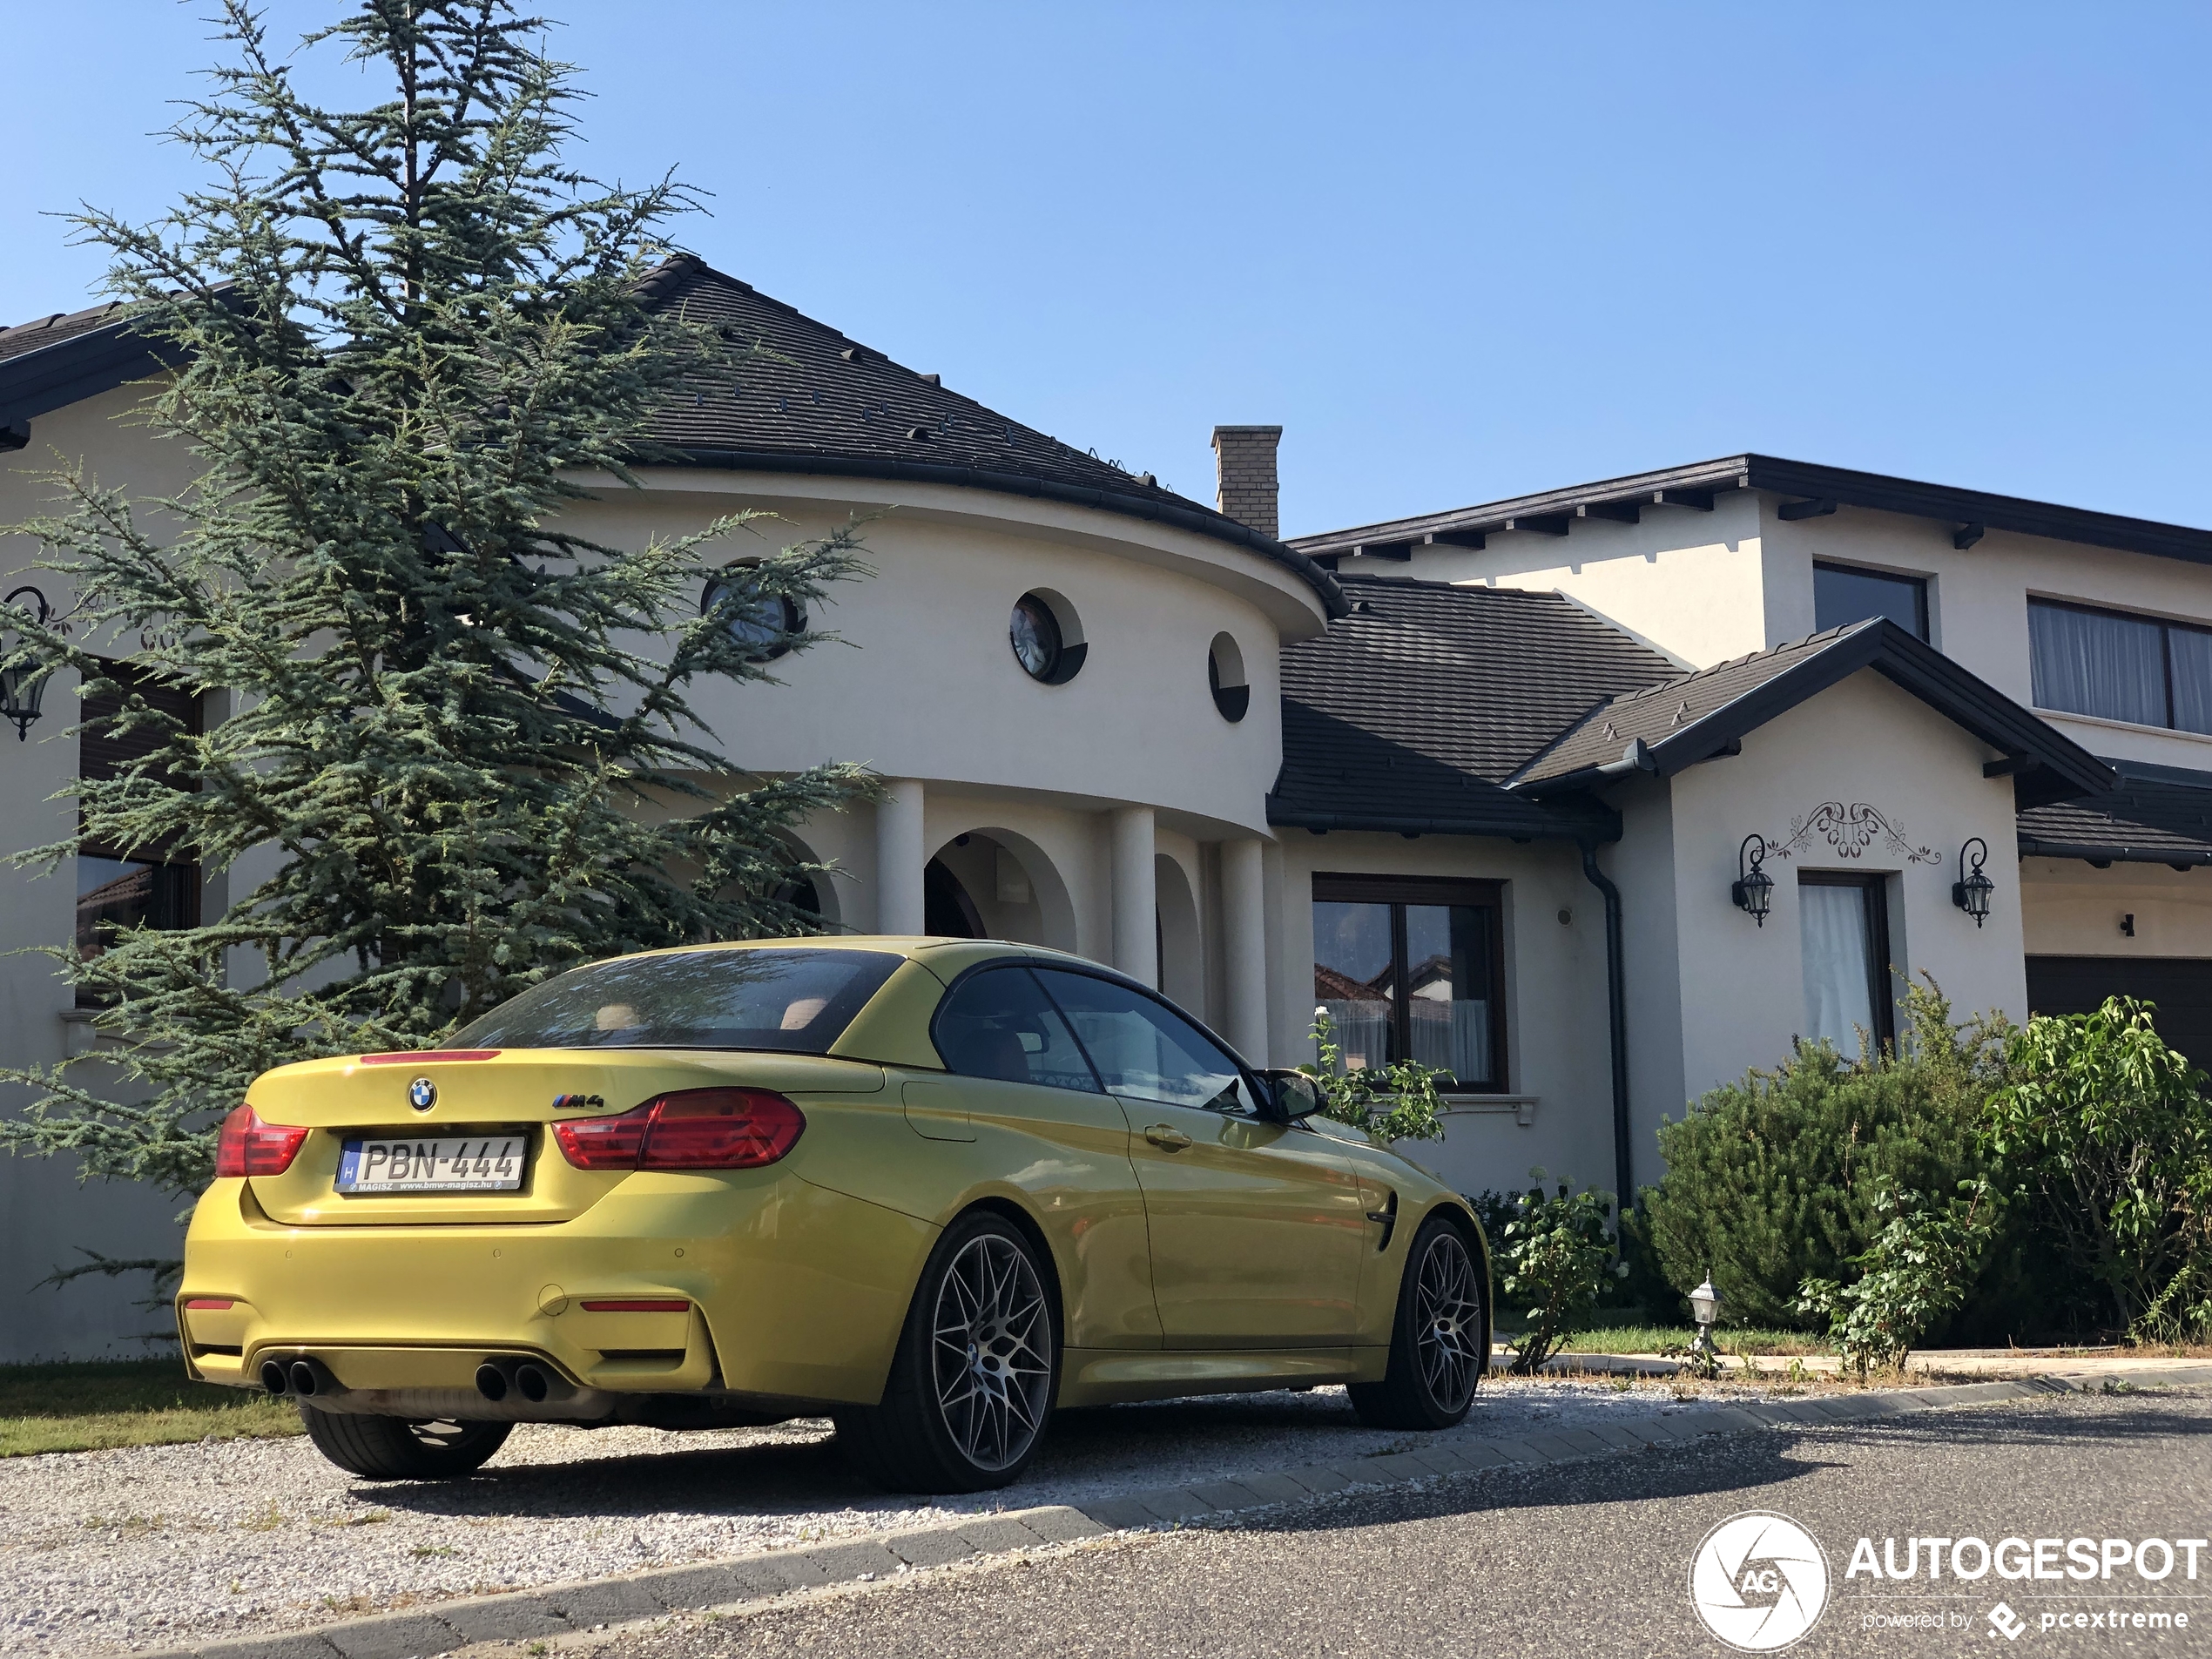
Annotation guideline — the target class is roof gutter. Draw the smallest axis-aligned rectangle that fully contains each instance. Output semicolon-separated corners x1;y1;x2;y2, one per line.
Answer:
1264;802;1621;843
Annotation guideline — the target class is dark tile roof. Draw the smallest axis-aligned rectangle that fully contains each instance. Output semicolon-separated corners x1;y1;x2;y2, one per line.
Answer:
1288;454;2212;571
0;300;132;364
2018;759;2212;867
1268;575;1679;840
1514;618;2118;808
631;258;1345;616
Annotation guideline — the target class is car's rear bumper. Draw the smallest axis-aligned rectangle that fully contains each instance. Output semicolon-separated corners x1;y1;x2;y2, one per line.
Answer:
179;1170;934;1409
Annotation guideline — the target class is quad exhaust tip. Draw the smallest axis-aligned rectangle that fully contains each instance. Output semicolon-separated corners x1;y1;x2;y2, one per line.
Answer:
475;1356;574;1405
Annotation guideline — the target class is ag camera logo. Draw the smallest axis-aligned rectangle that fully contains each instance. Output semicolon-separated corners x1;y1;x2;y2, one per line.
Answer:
1690;1511;1831;1651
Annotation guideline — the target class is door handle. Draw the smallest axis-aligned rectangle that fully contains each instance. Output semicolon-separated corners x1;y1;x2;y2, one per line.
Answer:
1143;1124;1192;1151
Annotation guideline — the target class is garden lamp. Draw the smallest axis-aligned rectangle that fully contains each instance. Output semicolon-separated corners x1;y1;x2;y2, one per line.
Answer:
0;586;52;741
1730;834;1773;926
1689;1273;1722;1371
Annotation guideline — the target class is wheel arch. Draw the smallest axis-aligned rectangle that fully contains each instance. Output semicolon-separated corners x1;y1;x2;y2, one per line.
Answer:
950;1194;1069;1352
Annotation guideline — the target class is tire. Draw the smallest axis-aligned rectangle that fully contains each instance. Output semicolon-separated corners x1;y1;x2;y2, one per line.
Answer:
837;1211;1061;1494
299;1406;513;1480
1349;1213;1485;1431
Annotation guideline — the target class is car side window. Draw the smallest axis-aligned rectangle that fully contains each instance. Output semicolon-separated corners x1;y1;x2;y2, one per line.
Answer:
1033;968;1261;1115
933;965;1103;1093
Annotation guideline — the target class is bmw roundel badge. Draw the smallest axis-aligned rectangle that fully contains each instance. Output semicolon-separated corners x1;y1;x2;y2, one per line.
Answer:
408;1076;437;1112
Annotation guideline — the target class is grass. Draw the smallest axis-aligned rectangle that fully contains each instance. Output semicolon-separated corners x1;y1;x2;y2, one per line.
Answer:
0;1357;304;1457
1492;1322;1837;1357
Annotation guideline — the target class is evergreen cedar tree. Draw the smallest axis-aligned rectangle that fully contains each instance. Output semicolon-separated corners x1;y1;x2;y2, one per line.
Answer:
0;0;873;1240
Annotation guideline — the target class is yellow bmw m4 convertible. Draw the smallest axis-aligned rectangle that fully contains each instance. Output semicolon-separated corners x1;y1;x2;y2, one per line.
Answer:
179;939;1489;1493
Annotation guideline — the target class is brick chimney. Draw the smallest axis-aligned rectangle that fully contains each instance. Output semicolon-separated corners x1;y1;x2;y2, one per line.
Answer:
1211;425;1283;540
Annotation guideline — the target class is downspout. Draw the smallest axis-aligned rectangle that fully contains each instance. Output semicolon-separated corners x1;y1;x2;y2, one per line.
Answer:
1580;840;1634;1212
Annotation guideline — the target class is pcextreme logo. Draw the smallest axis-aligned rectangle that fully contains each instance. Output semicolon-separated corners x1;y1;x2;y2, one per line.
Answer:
1690;1511;1833;1651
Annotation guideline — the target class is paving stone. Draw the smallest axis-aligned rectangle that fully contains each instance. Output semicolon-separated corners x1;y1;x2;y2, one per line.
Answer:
435;1595;574;1643
1621;1419;1678;1445
1325;1457;1400;1485
1366;1453;1438;1481
1523;1433;1584;1461
320;1611;462;1659
884;1524;982;1568
1553;1427;1610;1454
1480;1437;1548;1463
546;1573;673;1625
1450;1442;1513;1467
193;1638;344;1659
635;1557;799;1609
1588;1422;1647;1449
1280;1464;1354;1494
799;1539;904;1582
955;1515;1047;1554
1135;1487;1218;1522
1403;1448;1473;1475
1077;1495;1163;1530
1230;1471;1320;1504
1015;1505;1112;1544
1188;1480;1266;1510
1701;1406;1766;1432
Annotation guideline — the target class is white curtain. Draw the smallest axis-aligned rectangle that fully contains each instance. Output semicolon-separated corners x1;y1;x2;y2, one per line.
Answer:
2171;627;2212;735
2029;602;2165;726
1318;999;1393;1074
1407;995;1489;1082
1800;884;1875;1053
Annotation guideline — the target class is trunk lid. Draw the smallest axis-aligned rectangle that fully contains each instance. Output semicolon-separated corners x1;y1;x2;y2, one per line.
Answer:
244;1049;883;1226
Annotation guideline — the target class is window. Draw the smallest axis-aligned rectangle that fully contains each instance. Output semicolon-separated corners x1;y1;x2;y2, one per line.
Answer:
1798;873;1894;1054
1008;590;1085;685
701;569;805;663
932;965;1102;1092
2028;598;2212;734
1311;875;1505;1091
76;661;203;1007
1813;562;1928;640
1032;968;1262;1115
451;948;903;1051
1207;632;1249;722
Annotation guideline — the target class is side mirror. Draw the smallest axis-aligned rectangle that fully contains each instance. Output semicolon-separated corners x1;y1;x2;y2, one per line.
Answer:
1261;1069;1324;1123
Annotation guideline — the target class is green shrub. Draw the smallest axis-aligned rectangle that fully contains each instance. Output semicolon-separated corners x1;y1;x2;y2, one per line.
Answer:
1643;981;2005;1330
1986;998;2212;1339
1298;1008;1447;1144
1497;1170;1622;1373
1797;1183;1998;1375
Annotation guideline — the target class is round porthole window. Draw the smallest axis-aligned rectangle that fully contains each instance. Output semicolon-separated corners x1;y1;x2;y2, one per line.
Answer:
1208;631;1249;722
702;568;806;663
1009;590;1085;685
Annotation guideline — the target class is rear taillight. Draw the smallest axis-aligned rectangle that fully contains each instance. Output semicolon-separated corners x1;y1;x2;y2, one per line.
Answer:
213;1106;310;1177
553;1088;805;1172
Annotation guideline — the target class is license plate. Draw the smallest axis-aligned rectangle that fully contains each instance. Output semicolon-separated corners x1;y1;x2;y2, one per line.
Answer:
336;1136;526;1193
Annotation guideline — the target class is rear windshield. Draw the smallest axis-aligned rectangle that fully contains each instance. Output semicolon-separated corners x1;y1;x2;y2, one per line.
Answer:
451;949;902;1052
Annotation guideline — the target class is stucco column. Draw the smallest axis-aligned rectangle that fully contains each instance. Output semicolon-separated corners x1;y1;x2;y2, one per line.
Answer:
875;779;927;935
1110;806;1157;987
1221;837;1269;1063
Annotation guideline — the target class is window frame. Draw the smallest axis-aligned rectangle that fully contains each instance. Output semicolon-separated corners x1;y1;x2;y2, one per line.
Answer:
1028;961;1271;1117
2027;595;2212;734
1797;871;1895;1054
1812;560;1929;641
1311;873;1508;1093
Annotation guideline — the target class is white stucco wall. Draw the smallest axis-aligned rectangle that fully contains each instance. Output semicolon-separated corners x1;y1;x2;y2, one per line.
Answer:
1612;668;2027;1187
2020;859;2212;957
1271;828;1617;1201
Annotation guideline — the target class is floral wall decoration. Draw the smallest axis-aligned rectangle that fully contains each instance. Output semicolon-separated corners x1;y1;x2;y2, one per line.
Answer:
1763;802;1941;865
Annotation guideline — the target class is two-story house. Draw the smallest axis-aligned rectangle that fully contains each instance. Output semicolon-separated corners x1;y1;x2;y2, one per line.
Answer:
1;266;2198;1357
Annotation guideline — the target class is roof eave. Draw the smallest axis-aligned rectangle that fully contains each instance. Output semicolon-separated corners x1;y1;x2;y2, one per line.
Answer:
659;445;1350;619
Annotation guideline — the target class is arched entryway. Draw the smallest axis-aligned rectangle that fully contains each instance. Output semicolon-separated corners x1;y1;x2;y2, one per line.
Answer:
924;828;1077;950
1155;852;1203;1010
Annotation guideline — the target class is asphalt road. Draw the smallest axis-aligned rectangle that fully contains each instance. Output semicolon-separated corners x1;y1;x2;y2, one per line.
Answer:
596;1388;2212;1659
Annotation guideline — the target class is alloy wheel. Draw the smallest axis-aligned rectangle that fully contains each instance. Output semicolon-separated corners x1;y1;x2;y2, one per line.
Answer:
1413;1230;1482;1413
929;1233;1052;1472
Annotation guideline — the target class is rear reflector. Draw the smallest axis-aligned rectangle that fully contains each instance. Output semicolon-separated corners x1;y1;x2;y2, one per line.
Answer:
184;1298;237;1311
579;1299;691;1313
213;1106;311;1178
553;1088;805;1172
359;1049;501;1064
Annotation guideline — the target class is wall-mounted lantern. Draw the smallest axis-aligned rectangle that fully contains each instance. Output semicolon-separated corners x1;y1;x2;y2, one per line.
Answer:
1730;833;1773;926
0;586;52;742
1952;836;1994;927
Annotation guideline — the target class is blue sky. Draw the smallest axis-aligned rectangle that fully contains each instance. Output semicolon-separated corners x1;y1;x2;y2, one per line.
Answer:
6;2;2207;536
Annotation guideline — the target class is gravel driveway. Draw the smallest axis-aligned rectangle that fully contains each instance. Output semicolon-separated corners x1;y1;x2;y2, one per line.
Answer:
3;1375;1831;1657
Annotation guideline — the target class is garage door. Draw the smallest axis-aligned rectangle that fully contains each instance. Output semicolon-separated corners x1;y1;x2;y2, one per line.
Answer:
2025;956;2212;1073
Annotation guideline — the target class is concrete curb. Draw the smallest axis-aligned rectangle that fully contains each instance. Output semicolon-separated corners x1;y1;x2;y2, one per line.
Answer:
143;1369;2205;1659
